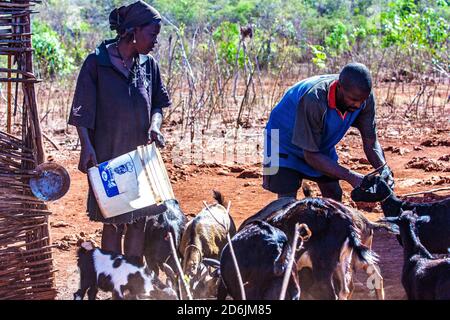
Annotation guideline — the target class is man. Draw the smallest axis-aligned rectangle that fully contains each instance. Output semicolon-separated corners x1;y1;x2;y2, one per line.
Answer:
263;62;394;201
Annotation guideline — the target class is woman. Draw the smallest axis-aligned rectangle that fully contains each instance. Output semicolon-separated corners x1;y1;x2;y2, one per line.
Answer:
68;1;170;265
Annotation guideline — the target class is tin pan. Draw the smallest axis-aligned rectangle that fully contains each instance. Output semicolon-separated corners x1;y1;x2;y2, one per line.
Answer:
29;162;70;201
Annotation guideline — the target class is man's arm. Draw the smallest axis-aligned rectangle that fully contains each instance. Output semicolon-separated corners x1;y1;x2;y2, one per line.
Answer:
362;135;386;169
303;151;364;188
362;135;395;188
354;92;395;188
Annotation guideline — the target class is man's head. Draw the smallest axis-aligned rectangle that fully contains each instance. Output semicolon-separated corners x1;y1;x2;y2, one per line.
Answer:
336;62;372;112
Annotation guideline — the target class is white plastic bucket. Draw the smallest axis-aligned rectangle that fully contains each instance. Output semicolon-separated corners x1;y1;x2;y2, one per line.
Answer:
87;143;175;218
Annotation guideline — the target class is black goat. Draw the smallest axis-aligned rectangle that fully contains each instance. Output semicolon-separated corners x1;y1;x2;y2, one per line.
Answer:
218;220;303;300
144;199;187;275
241;197;383;300
351;175;450;254
380;210;450;300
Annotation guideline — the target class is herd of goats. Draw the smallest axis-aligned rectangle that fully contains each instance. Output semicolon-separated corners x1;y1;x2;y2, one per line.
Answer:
73;170;450;300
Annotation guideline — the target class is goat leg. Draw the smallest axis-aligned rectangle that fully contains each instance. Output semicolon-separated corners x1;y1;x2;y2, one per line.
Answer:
366;264;384;300
87;287;98;300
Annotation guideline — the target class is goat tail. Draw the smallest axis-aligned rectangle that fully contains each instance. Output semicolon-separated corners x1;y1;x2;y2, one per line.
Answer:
212;190;226;206
348;230;379;266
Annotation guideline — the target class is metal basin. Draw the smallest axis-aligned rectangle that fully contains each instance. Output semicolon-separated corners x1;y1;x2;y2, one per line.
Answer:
29;162;70;201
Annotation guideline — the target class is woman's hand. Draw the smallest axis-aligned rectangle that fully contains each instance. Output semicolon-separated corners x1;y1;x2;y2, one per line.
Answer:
78;144;98;173
148;127;165;148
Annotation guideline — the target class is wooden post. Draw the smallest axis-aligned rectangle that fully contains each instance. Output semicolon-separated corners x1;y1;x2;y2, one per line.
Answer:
279;223;300;300
7;54;11;133
21;4;45;164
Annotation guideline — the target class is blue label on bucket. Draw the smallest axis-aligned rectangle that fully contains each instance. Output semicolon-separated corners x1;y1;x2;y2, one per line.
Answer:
98;161;120;198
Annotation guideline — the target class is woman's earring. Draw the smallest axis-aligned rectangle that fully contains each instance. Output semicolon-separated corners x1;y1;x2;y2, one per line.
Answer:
133;35;136;44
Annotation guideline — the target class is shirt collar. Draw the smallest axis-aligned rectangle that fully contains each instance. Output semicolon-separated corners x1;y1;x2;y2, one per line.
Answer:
327;80;338;108
95;39;149;67
328;79;349;120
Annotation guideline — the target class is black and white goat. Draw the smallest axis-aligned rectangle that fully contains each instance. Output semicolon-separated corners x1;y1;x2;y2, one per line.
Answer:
218;220;304;300
380;210;450;300
74;241;177;300
240;197;386;300
352;175;450;254
144;199;187;275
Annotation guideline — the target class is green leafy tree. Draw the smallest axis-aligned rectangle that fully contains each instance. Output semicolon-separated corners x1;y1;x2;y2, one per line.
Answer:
32;21;75;77
309;44;327;69
213;21;245;67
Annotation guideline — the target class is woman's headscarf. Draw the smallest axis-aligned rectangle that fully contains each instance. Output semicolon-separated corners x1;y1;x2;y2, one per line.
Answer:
109;1;161;35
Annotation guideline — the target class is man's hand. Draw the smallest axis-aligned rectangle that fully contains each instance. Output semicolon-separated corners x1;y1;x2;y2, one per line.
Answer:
78;144;97;174
303;150;365;188
381;165;395;189
148;128;165;148
348;171;365;189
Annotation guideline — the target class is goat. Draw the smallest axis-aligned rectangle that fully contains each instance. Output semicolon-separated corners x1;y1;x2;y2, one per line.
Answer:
163;258;221;299
179;190;236;278
190;258;221;299
144;199;187;276
380;210;450;300
351;175;450;253
73;241;177;300
241;197;384;300
218;220;304;300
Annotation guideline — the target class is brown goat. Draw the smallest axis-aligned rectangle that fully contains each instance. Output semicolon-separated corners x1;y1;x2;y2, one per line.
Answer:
179;191;236;279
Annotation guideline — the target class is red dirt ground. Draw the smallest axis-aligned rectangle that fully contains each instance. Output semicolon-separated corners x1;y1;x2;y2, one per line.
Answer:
45;127;449;300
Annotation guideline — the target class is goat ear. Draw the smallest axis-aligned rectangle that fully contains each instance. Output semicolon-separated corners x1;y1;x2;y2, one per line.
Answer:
385;223;400;235
378;216;399;223
377;216;399;223
417;215;431;224
273;245;289;277
376;218;400;234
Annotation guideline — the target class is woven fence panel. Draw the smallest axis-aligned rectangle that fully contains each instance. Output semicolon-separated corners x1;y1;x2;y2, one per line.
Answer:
0;131;56;300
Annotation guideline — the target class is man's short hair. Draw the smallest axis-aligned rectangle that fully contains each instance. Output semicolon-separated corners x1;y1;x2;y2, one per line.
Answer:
339;62;372;94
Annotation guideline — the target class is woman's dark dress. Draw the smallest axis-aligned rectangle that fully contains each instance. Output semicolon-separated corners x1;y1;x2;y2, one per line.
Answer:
68;39;171;224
